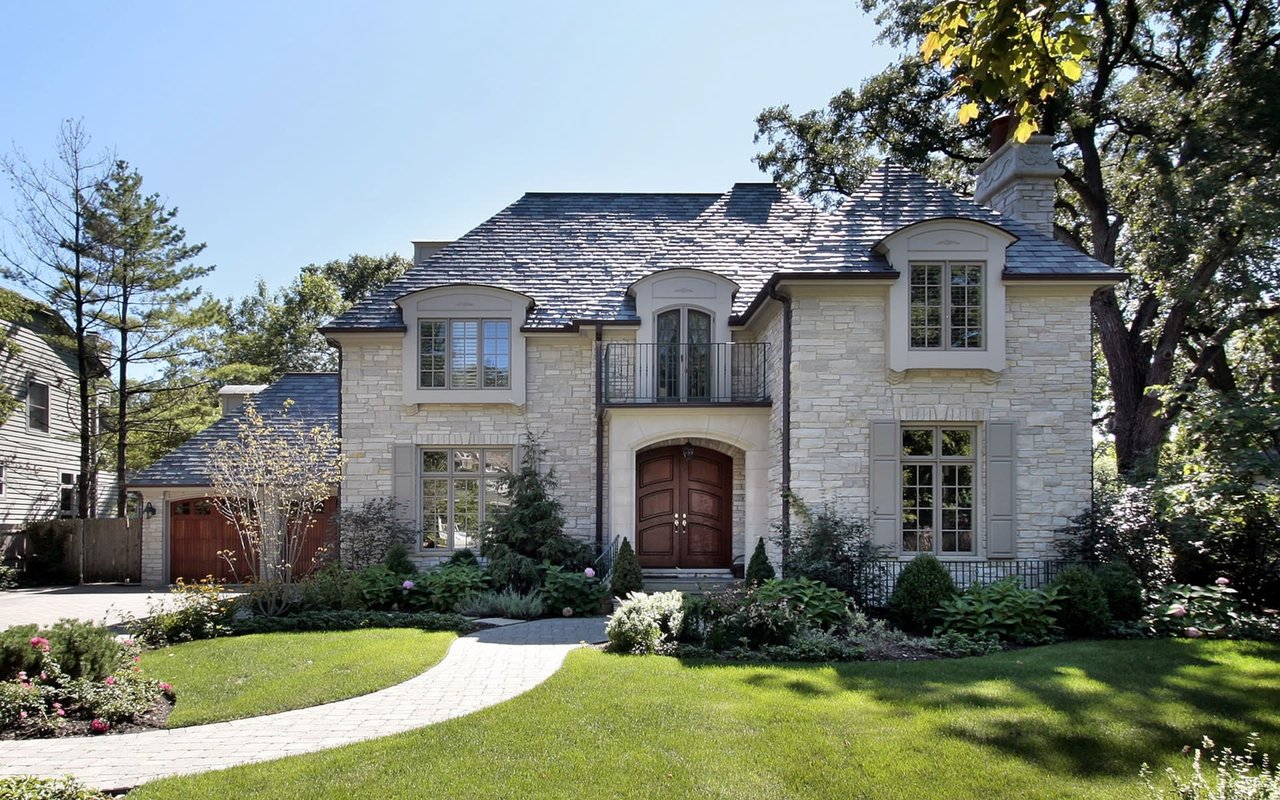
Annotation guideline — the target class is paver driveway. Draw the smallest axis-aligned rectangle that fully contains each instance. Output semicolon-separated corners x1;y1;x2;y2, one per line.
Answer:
0;585;173;631
0;616;608;792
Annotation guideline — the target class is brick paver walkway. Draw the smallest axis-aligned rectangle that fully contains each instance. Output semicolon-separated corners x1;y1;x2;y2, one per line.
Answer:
0;617;606;791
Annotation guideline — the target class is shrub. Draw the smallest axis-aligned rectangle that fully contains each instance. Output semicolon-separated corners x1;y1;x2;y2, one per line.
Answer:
702;589;803;651
926;630;1003;658
1049;565;1112;637
1147;581;1246;639
745;538;775;587
336;498;418;570
455;588;545;620
1;620;121;681
228;610;474;636
383;543;416;576
936;577;1062;644
889;555;957;631
447;548;479;567
606;591;686;655
542;566;606;616
293;564;362;611
416;564;489;613
682;628;866;663
348;564;406;610
127;578;234;646
0;563;18;590
753;578;852;631
608;539;644;599
0;775;110;800
1056;480;1173;591
1141;733;1279;799
1096;561;1145;622
481;434;594;592
780;495;888;604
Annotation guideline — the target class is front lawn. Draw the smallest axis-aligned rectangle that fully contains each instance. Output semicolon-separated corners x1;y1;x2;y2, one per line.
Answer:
140;629;456;727
130;639;1280;799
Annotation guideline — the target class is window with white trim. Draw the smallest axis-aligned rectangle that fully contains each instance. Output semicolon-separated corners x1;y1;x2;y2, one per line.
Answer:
901;426;976;555
420;448;513;550
909;261;984;349
0;464;6;496
59;472;77;518
418;320;511;389
28;381;49;431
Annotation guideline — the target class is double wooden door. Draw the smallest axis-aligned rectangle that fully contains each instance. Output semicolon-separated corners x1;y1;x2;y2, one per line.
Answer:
635;446;732;568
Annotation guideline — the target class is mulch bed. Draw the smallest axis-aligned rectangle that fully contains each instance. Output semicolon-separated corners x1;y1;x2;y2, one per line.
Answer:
0;696;173;740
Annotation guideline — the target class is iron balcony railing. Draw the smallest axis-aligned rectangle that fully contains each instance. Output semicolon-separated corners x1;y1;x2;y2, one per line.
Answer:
600;341;770;405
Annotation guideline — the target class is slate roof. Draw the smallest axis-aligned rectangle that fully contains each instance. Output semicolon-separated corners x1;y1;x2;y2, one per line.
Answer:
129;373;339;488
324;163;1122;333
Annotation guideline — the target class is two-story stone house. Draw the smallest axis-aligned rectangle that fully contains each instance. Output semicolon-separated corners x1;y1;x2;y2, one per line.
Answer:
317;137;1122;581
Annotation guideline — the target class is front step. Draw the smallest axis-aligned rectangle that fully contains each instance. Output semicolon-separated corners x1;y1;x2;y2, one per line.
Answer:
641;569;737;594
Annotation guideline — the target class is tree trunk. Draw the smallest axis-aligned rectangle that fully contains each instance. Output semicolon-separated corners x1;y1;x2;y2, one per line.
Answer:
115;308;128;518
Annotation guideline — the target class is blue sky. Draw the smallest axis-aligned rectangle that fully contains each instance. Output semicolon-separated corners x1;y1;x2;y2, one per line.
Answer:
2;2;890;300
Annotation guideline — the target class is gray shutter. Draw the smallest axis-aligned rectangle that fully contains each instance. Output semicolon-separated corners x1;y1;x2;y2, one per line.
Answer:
392;445;418;529
869;420;900;552
986;422;1017;558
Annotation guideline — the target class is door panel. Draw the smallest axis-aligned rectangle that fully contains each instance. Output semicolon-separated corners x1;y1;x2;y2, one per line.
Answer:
635;446;731;568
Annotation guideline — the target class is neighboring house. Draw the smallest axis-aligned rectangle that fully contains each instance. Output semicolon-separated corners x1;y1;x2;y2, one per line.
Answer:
308;135;1123;584
131;374;339;583
0;288;116;532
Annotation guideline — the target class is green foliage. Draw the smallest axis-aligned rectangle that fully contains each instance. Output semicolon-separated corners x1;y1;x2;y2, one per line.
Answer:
889;554;958;631
0;563;16;589
227;610;474;636
127;578;234;646
780;495;889;604
753;578;852;632
688;588;805;651
383;543;415;576
1056;481;1174;591
1096;561;1145;622
608;539;644;599
415;564;489;613
1146;583;1248;639
1141;733;1280;799
926;630;1004;658
1049;565;1112;637
0;775;110;800
541;566;606;617
455;589;545;620
606;591;687;655
447;548;479;567
481;434;593;592
337;498;418;571
745;537;776;587
1;621;122;681
936;577;1062;644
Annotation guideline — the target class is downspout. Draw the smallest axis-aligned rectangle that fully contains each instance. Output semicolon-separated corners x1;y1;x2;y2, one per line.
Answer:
768;283;793;558
594;323;605;553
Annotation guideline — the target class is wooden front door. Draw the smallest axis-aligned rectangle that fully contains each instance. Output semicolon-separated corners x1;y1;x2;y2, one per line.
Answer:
635;445;732;568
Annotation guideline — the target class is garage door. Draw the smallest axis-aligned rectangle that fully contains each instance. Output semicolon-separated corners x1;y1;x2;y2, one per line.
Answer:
169;498;338;583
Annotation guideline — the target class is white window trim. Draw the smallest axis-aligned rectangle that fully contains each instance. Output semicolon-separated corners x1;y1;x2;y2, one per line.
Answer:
27;381;50;433
0;463;6;496
899;425;980;557
877;219;1011;375
417;446;514;552
907;261;986;352
417;318;513;391
396;286;529;405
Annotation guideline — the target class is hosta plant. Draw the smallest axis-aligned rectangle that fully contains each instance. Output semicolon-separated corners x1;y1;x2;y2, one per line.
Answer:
936;577;1062;644
752;577;852;631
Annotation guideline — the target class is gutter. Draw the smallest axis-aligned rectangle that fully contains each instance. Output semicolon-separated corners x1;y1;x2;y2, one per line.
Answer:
768;283;793;556
594;323;605;553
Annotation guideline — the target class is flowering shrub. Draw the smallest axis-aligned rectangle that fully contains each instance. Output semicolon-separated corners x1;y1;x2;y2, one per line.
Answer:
127;577;234;646
541;565;606;616
1;620;122;681
0;632;165;735
0;775;110;800
1141;734;1280;799
1144;581;1279;640
606;591;687;655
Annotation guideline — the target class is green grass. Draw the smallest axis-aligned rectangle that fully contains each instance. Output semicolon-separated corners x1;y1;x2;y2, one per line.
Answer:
140;629;456;727
129;639;1280;799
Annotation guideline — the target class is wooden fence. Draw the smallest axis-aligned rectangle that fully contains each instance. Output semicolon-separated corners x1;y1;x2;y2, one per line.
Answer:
1;518;141;584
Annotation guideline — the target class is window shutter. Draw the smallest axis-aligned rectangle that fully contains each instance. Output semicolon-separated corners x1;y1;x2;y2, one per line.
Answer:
986;422;1017;558
392;445;418;530
869;420;900;551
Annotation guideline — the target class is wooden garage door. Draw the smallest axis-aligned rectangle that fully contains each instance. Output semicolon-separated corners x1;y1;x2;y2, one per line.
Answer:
169;498;338;584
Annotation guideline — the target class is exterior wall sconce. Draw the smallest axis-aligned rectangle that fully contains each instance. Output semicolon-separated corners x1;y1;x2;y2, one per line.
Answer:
143;502;156;519
682;440;695;461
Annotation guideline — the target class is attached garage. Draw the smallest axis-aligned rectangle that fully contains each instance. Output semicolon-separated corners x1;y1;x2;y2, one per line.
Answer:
129;374;341;586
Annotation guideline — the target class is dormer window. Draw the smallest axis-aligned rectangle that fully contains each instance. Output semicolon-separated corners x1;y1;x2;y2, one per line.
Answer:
418;319;511;389
909;261;984;350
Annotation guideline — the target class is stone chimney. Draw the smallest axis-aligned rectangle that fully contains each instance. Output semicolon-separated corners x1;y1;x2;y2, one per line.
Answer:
218;384;267;416
973;120;1061;237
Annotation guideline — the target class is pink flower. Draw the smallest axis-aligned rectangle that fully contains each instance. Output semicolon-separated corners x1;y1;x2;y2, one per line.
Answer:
90;718;110;733
132;655;140;663
52;702;61;709
104;676;116;686
29;636;50;652
18;711;27;720
1169;604;1188;618
16;671;26;681
583;567;596;578
159;682;173;695
55;708;65;717
1215;577;1230;586
38;672;46;681
1185;627;1204;638
402;580;415;590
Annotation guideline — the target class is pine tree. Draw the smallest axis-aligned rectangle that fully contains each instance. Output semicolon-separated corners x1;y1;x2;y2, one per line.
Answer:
608;539;644;599
745;537;776;587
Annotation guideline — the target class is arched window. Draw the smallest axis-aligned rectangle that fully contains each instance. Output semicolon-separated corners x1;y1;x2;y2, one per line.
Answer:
655;307;712;400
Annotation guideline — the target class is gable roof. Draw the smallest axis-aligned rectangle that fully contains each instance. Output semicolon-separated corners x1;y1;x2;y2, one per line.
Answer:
129;373;339;488
0;287;111;376
324;163;1122;333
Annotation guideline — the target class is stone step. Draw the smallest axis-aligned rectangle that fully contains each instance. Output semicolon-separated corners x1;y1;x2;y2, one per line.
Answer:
639;570;737;594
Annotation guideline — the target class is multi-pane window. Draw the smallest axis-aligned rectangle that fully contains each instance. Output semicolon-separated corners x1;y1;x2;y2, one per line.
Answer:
418;320;511;390
59;472;77;518
420;448;513;550
909;262;984;349
901;427;976;555
28;382;49;431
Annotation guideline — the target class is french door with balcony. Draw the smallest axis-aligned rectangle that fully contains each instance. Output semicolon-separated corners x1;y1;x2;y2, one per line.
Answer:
655;308;712;401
